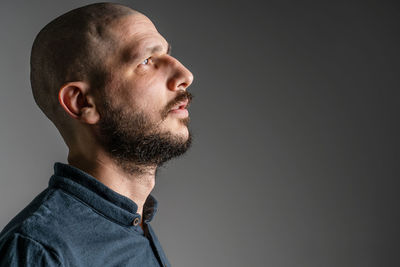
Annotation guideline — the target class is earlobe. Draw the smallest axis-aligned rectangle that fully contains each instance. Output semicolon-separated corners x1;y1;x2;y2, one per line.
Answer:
58;82;100;124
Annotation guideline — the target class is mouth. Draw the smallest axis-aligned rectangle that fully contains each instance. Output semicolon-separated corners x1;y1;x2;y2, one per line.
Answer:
168;99;189;118
169;99;189;112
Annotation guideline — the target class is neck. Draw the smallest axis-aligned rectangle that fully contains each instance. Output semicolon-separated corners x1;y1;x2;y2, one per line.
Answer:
67;150;157;218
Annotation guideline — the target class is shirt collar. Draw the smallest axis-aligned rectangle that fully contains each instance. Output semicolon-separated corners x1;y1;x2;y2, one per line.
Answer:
49;162;158;226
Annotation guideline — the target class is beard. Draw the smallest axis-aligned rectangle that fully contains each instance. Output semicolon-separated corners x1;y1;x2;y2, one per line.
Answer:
95;90;193;174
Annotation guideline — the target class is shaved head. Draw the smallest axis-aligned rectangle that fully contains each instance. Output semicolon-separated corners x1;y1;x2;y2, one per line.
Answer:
30;3;136;134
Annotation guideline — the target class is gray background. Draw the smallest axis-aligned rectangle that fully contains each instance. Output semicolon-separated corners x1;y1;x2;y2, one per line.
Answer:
0;0;399;266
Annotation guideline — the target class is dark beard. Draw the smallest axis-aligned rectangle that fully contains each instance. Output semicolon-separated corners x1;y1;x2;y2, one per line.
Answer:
96;91;193;174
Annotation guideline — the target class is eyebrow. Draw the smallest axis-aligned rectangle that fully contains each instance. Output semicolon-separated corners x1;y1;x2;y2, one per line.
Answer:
146;43;171;55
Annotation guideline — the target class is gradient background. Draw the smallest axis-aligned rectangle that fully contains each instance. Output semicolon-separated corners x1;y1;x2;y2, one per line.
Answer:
0;0;399;266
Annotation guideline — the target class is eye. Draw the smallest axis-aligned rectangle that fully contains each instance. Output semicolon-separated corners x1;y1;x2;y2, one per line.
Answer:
140;57;152;65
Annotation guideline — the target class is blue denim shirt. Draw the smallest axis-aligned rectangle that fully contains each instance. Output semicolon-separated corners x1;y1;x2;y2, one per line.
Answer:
0;162;170;267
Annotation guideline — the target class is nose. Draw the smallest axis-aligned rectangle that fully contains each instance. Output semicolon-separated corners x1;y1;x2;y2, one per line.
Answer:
166;56;194;91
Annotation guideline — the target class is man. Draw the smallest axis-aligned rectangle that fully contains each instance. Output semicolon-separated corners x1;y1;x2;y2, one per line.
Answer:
0;2;193;266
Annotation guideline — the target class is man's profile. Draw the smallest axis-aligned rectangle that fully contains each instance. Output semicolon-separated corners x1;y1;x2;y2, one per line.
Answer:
0;2;193;266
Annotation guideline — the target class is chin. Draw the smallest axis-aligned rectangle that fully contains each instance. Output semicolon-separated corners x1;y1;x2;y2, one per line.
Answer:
162;117;190;137
171;125;189;141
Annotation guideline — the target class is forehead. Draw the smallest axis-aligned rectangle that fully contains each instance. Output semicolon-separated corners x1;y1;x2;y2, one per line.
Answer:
109;14;168;57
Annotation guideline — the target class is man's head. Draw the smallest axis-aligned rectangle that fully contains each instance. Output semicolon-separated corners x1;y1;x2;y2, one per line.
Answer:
31;3;194;173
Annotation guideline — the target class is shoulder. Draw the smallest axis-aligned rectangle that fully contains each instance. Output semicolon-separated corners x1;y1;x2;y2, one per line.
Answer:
0;188;69;266
0;232;62;266
0;187;62;239
0;187;83;265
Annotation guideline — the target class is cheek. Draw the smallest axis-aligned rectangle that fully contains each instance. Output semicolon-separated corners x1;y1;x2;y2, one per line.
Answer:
114;67;168;113
131;78;167;108
121;88;165;118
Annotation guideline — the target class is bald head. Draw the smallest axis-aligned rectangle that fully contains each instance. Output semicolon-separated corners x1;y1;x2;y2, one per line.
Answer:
30;3;136;131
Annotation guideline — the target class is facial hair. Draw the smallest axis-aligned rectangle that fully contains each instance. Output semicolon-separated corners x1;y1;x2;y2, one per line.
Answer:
96;90;193;174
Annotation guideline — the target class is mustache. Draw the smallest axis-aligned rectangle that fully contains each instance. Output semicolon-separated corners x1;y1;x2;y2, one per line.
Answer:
161;91;193;119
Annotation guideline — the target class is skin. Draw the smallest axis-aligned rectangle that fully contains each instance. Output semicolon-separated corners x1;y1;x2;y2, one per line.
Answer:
57;13;193;219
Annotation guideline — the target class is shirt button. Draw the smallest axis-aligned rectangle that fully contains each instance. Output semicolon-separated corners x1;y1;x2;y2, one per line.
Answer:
132;217;140;226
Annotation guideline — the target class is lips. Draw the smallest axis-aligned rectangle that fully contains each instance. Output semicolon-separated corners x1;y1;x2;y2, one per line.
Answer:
169;99;189;111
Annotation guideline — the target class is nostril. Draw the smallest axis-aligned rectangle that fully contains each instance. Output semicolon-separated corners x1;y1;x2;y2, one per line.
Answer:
167;77;189;91
178;82;189;90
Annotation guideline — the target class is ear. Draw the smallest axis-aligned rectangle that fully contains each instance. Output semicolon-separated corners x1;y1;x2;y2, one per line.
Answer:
58;81;100;124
